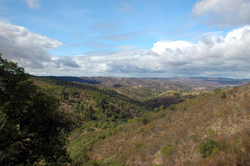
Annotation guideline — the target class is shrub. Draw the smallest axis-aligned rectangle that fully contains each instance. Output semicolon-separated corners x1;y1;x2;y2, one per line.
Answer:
190;134;196;140
208;130;215;136
86;126;94;133
177;106;187;111
132;117;141;122
221;92;226;99
174;92;181;99
160;105;166;110
101;122;109;129
154;108;160;113
214;88;222;93
135;143;143;148
168;104;176;111
141;117;149;125
97;133;106;140
198;137;221;158
160;144;175;156
137;127;144;134
159;112;166;118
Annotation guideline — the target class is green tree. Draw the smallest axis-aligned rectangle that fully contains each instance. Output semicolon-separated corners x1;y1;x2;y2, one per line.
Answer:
154;108;160;113
198;137;221;158
141;117;149;125
214;88;222;93
221;92;226;99
0;53;70;165
160;105;166;111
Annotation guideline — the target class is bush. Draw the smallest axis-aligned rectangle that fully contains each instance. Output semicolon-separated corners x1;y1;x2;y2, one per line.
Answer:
159;112;166;118
160;144;175;156
135;143;143;148
154;108;160;113
221;92;226;99
101;122;109;129
86;126;94;133
177;106;187;111
168;104;176;111
198;137;221;158
132;117;141;122
160;105;166;111
141;117;149;125
137;127;144;134
190;134;196;140
174;92;181;99
214;88;222;93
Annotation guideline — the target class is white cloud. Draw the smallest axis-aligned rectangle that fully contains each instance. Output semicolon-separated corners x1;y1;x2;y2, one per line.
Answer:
192;0;250;27
23;0;41;9
1;21;250;78
152;40;193;55
66;25;250;78
0;21;79;73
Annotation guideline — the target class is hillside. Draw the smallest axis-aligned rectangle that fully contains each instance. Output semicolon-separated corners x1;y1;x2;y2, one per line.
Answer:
70;83;250;165
32;76;153;122
31;76;250;165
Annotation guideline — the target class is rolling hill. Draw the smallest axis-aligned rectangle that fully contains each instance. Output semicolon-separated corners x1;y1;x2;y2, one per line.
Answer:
33;76;250;165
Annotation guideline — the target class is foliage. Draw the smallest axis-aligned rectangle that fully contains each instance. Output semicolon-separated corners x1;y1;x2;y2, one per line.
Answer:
0;54;69;165
177;106;187;111
160;105;166;110
154;108;160;113
198;137;221;158
135;143;143;148
141;117;149;125
221;92;226;99
159;112;166;118
168;104;176;111
160;144;175;156
213;88;222;93
189;134;196;140
137;127;144;134
84;160;125;166
174;92;181;99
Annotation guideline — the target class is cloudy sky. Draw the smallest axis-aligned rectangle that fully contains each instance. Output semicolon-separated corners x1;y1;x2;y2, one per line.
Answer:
0;0;250;78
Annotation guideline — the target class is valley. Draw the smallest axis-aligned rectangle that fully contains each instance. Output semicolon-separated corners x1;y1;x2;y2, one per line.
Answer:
32;76;250;165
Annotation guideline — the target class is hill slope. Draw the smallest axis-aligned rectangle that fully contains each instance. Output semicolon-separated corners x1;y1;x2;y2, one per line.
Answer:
83;83;250;165
33;76;250;165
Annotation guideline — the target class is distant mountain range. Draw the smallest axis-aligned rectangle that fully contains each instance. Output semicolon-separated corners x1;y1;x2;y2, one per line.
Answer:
42;76;250;91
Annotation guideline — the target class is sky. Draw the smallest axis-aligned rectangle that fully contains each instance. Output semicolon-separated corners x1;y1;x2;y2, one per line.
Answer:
0;0;250;78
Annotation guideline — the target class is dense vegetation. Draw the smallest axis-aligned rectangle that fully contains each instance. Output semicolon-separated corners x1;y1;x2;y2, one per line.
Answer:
31;76;155;165
0;54;69;165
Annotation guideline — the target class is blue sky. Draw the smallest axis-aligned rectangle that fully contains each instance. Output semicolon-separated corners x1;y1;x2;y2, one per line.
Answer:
0;0;250;78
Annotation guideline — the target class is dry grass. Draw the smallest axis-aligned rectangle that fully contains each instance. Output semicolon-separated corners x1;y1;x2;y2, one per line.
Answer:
87;83;250;165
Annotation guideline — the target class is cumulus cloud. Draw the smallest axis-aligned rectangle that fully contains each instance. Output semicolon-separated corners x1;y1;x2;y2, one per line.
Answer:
23;0;42;9
65;25;250;78
1;21;250;78
0;21;80;74
192;0;250;27
53;56;80;68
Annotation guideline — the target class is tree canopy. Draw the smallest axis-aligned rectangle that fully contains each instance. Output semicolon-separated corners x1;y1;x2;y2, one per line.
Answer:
0;53;69;165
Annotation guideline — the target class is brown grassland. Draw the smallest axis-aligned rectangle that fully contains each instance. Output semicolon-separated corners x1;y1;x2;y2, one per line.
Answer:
85;83;250;165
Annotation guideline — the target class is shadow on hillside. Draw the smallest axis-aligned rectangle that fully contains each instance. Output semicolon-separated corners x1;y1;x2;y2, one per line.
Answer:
43;76;101;85
143;96;182;108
